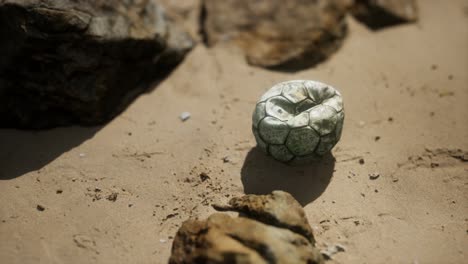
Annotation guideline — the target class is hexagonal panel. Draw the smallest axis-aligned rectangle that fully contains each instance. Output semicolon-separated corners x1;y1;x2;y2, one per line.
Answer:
252;126;268;152
286;126;320;156
258;84;283;103
304;81;335;103
252;102;266;128
258;117;290;144
265;96;295;121
296;99;317;113
315;133;337;155
269;145;294;162
287;112;310;128
322;95;343;112
309;105;338;136
282;82;307;104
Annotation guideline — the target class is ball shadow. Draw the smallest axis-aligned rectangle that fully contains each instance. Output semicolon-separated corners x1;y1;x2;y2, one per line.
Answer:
241;147;335;206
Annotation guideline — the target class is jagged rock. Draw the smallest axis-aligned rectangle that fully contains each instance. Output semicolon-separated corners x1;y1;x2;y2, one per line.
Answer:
0;0;194;128
169;191;324;264
201;0;350;71
351;0;419;30
214;191;316;244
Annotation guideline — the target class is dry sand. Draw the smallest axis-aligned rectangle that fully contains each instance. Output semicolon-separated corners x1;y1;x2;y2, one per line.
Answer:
1;0;467;263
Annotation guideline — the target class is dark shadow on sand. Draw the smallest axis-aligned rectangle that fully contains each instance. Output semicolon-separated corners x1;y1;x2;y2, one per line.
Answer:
241;147;335;206
0;126;100;180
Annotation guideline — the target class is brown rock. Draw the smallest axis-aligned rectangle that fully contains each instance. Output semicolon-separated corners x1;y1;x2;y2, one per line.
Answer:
351;0;419;30
169;191;324;264
214;190;316;244
0;0;194;128
201;0;350;71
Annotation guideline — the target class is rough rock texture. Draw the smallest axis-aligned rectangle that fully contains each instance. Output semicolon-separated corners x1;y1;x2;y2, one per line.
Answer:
351;0;419;30
214;191;316;243
169;191;324;264
0;0;194;128
201;0;350;71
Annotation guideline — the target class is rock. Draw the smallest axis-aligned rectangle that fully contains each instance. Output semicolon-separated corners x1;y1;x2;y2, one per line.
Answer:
201;0;350;71
214;190;316;244
0;0;194;129
169;191;324;264
320;243;346;260
351;0;419;30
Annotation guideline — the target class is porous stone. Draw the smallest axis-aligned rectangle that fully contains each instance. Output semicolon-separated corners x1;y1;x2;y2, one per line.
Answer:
201;0;350;70
0;0;194;128
169;191;324;264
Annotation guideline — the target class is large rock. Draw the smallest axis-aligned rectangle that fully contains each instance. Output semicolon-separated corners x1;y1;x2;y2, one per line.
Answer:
201;0;350;71
169;191;324;264
351;0;419;30
0;0;194;128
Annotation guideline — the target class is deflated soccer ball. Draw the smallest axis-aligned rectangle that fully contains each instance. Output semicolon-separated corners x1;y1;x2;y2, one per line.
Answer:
252;80;344;164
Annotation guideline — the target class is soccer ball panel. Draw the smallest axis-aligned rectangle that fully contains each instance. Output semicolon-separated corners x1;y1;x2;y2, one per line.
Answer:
269;145;294;162
309;105;338;136
322;95;343;113
252;127;268;152
304;81;335;103
296;99;317;113
286;112;309;128
252;102;266;128
258;117;289;144
286;127;320;156
265;96;295;121
282;82;308;103
315;133;337;155
335;112;345;141
258;84;283;103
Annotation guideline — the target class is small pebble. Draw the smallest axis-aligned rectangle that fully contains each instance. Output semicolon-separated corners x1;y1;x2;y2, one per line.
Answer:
359;158;365;165
369;173;380;180
79;153;86;157
179;112;191;121
36;205;45;211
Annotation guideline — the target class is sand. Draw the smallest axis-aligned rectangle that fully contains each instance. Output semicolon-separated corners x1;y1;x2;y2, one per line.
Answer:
1;0;467;263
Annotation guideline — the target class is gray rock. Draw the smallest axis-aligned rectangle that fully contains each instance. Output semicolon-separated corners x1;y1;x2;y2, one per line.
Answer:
170;191;324;264
201;0;350;71
0;0;194;128
351;0;419;30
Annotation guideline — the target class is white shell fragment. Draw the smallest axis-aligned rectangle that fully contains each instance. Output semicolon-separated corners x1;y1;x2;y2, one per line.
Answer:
179;112;191;121
252;80;344;164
